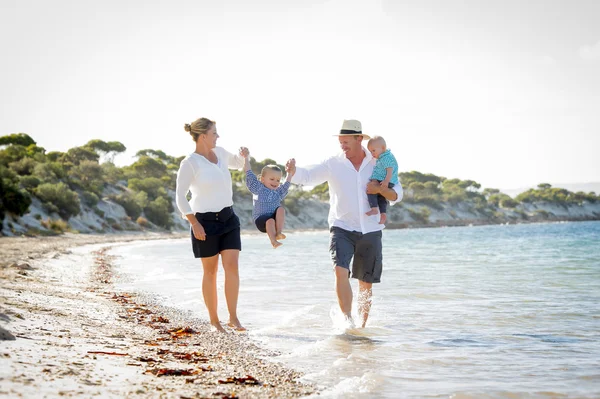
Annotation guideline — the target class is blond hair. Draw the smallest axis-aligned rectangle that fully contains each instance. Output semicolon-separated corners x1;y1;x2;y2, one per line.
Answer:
368;135;386;149
184;117;215;142
258;164;282;181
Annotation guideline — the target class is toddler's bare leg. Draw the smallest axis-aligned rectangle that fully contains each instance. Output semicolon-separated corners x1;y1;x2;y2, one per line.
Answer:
266;218;282;248
275;207;286;240
365;207;379;216
379;213;387;224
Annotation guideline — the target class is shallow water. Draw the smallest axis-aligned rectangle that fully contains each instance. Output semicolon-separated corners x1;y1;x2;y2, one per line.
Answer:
110;221;600;398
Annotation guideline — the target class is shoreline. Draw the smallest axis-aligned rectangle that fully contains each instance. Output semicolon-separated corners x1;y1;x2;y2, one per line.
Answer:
0;232;316;398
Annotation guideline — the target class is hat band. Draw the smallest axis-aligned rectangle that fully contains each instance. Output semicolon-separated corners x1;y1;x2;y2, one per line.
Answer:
340;129;362;135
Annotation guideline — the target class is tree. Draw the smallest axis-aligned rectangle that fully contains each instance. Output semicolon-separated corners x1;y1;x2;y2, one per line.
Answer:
309;182;329;201
69;160;105;194
129;156;167;179
128;177;167;201
0;133;36;147
144;197;172;228
85;139;126;162
537;183;552;190
0;165;32;221
35;182;80;219
64;146;100;165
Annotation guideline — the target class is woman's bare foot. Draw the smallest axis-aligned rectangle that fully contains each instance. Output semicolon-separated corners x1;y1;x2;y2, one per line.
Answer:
210;321;227;333
227;318;246;331
271;240;283;249
275;232;286;240
365;207;378;216
379;213;387;224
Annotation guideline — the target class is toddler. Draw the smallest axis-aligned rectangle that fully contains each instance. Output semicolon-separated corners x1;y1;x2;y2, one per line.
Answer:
366;135;399;224
243;154;295;248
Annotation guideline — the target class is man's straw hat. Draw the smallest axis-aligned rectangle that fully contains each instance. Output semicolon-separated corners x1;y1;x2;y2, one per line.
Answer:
335;119;371;140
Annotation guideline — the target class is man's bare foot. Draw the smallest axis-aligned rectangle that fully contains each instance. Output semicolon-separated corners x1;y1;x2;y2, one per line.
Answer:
210;321;227;333
271;240;282;249
379;213;387;224
344;314;356;329
227;319;246;331
365;207;378;216
275;232;286;240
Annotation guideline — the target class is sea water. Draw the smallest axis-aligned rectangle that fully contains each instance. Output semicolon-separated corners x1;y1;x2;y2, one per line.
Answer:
110;221;600;398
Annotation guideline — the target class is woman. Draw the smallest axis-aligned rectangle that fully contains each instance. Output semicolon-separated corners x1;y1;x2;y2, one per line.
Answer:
176;117;247;332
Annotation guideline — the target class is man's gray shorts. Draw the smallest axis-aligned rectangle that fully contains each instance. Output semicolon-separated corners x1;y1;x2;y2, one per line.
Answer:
329;226;383;283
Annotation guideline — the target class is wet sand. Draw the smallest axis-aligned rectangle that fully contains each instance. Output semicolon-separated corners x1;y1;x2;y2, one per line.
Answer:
0;233;316;398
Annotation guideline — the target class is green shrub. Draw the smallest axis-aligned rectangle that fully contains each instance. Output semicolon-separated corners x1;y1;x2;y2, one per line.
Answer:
144;197;172;228
80;191;100;206
500;198;518;208
1;166;32;220
408;207;431;223
20;175;41;191
35;182;80;219
110;192;143;219
41;218;69;233
9;157;37;175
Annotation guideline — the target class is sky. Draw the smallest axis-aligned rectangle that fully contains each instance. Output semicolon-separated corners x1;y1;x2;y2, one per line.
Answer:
1;0;599;191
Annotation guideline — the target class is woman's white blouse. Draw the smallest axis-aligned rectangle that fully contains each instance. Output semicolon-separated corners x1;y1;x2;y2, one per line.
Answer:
176;147;244;216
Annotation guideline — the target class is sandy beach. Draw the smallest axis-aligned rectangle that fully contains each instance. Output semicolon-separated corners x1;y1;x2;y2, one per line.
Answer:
0;233;316;398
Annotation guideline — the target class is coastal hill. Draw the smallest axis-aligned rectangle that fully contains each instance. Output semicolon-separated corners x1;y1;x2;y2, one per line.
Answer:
1;133;599;237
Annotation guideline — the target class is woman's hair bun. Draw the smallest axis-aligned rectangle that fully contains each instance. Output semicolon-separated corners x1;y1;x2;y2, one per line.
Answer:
184;123;192;132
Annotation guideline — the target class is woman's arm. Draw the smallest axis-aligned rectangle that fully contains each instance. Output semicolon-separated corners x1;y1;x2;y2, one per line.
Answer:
220;146;247;170
175;159;195;217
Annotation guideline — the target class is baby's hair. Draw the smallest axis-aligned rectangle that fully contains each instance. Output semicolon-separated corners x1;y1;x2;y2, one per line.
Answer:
368;135;386;149
184;117;215;142
258;165;282;181
261;164;282;175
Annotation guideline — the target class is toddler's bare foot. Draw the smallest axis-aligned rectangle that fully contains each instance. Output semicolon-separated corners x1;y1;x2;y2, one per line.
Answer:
271;240;283;249
227;318;246;331
275;232;286;240
379;213;387;224
365;207;378;216
210;321;227;333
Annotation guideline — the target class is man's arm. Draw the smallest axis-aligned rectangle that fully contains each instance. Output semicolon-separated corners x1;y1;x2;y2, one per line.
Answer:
367;180;403;204
287;158;329;187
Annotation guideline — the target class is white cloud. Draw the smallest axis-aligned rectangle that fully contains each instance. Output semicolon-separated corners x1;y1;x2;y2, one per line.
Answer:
579;39;600;60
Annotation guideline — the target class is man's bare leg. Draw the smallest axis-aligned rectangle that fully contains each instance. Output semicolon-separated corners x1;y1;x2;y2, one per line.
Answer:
221;249;245;331
334;266;354;325
200;255;226;332
265;219;282;248
358;280;373;328
275;207;286;240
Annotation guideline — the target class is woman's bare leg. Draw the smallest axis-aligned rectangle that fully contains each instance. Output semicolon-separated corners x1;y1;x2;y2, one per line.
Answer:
220;249;245;331
200;255;226;332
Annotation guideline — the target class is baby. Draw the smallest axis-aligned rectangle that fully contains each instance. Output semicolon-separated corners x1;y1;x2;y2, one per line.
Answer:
366;135;399;224
243;154;295;248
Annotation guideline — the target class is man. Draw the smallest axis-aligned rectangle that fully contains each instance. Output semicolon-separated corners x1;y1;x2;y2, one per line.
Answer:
286;119;402;328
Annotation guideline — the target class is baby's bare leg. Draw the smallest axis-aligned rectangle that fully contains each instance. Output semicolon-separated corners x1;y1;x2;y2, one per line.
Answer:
266;218;282;248
275;207;286;240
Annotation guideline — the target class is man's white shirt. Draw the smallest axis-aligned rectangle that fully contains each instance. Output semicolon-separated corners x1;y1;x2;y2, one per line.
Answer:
291;147;403;234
